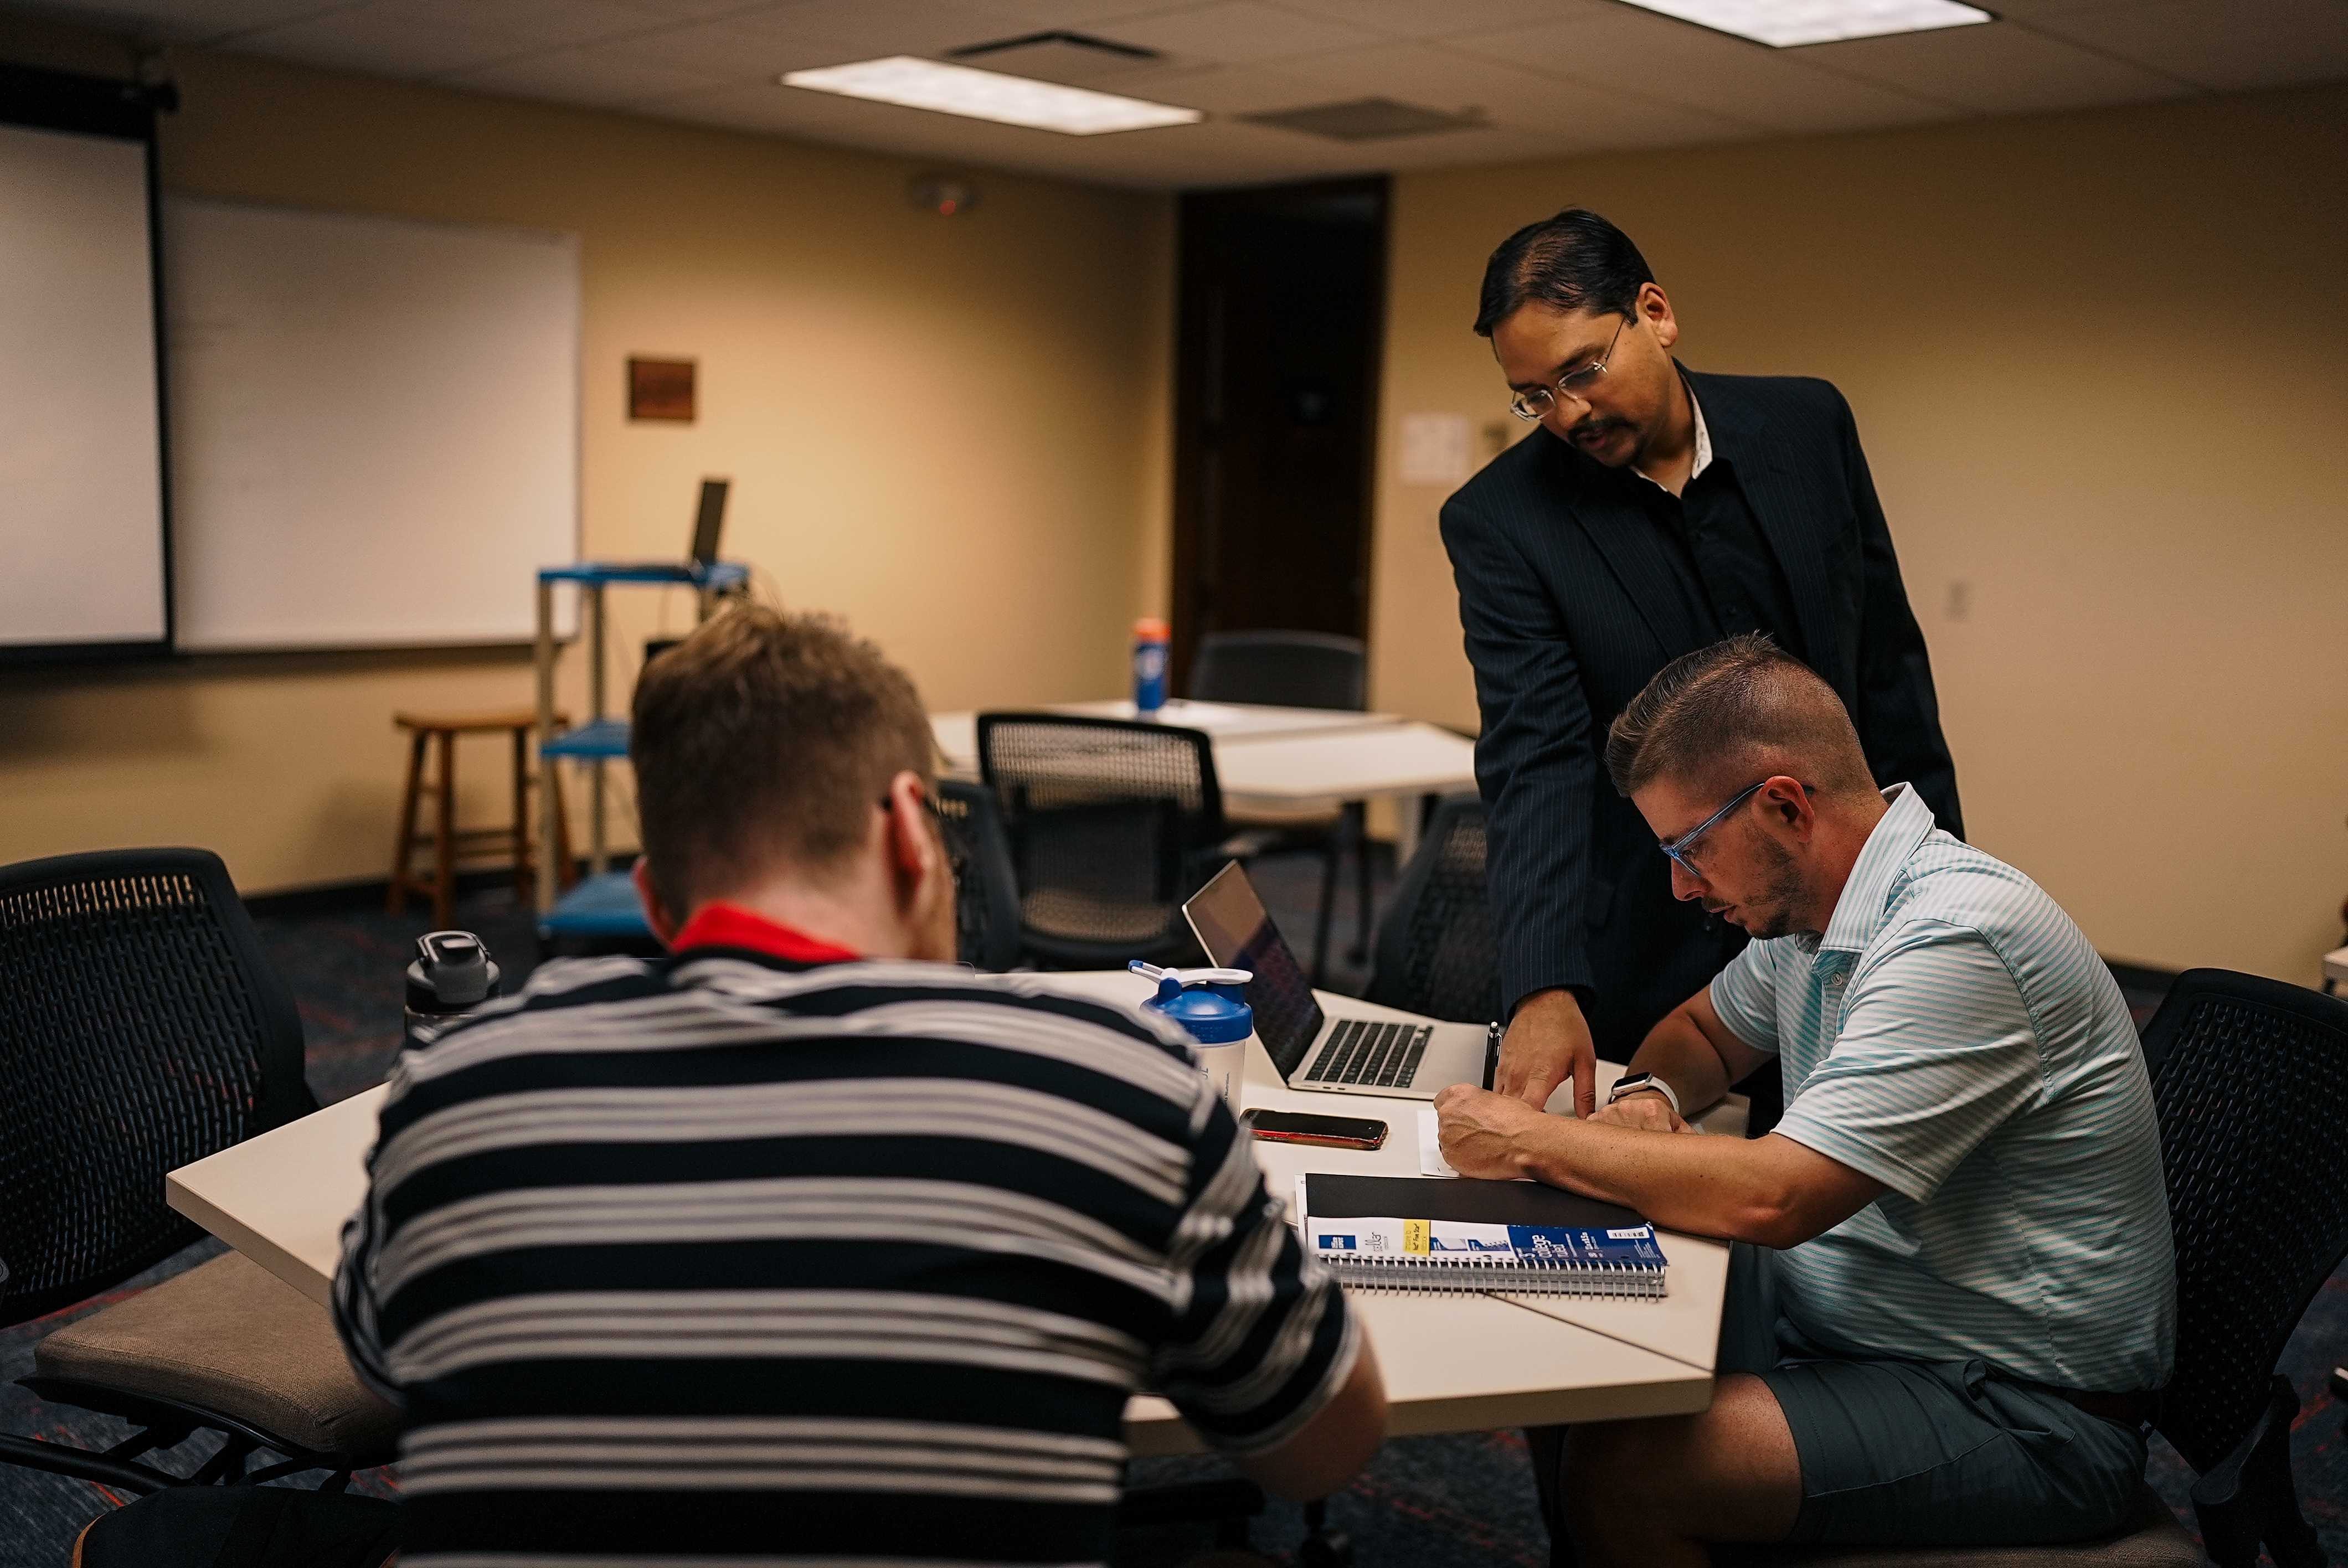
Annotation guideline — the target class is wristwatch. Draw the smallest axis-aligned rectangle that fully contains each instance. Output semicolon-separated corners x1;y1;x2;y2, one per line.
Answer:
1606;1072;1681;1120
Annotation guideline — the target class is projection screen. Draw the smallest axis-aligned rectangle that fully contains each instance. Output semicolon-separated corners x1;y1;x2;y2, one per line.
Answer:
0;71;169;659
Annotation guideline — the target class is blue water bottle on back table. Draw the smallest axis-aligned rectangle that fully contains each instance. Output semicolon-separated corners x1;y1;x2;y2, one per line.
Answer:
1132;617;1170;716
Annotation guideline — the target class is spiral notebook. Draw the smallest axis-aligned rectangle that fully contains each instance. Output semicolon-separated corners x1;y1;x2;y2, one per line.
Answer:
1302;1174;1669;1298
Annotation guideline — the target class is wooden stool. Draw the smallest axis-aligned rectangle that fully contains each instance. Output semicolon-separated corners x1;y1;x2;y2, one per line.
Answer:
389;709;573;930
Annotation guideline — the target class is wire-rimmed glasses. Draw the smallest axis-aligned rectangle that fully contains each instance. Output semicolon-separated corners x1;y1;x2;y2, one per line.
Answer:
1508;313;1630;422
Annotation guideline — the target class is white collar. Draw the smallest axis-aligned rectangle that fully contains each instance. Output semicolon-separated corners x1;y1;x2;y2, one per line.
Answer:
1632;380;1710;493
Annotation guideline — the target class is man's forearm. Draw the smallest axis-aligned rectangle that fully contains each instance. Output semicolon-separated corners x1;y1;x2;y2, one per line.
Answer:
1623;1012;1733;1118
1496;1117;1786;1242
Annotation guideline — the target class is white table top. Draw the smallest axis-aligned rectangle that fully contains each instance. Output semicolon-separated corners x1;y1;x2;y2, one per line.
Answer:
167;971;1727;1453
931;702;1478;813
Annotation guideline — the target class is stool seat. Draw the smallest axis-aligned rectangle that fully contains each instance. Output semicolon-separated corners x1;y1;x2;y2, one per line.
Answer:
394;707;546;735
390;706;571;929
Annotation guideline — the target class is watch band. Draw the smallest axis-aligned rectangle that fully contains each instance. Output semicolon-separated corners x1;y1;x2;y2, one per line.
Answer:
1608;1072;1681;1121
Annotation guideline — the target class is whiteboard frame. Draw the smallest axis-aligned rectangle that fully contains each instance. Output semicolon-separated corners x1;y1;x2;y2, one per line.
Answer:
164;195;582;653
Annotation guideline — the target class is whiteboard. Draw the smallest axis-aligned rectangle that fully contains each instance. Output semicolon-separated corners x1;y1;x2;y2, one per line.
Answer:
0;122;167;649
165;197;578;649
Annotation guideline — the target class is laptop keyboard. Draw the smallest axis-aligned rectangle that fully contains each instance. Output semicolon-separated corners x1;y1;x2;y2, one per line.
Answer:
1305;1018;1433;1089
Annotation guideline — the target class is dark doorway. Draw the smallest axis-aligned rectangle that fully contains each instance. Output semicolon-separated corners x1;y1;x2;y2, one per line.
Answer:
1170;177;1388;695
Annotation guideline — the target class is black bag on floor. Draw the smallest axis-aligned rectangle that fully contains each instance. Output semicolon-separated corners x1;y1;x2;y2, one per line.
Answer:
76;1487;399;1568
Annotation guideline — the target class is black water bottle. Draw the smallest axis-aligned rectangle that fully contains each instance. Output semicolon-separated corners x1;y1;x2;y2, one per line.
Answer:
404;930;502;1050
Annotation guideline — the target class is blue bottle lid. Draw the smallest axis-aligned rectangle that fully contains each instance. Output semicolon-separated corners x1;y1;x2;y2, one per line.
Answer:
1137;966;1254;1045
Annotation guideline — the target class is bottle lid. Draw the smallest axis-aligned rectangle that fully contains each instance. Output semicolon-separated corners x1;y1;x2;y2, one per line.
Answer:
405;930;502;1014
1140;968;1254;1044
1133;617;1170;639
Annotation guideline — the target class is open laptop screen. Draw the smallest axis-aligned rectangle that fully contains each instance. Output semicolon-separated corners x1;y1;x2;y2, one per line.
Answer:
1183;862;1326;1079
689;478;729;565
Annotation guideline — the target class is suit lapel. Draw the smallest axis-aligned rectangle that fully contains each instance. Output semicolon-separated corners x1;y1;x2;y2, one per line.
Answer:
1690;371;1841;676
1549;439;1706;662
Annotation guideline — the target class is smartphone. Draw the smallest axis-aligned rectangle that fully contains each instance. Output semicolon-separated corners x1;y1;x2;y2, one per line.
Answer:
1243;1109;1389;1150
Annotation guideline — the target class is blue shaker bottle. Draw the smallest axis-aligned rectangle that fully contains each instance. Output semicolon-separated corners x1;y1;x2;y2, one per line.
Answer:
1134;962;1253;1107
1132;617;1170;716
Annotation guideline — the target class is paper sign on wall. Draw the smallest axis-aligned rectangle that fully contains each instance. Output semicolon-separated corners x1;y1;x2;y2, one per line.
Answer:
1396;411;1474;487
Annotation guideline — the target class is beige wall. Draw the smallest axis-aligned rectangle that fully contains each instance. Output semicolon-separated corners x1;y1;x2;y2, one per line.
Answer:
0;19;1173;892
1370;83;2348;984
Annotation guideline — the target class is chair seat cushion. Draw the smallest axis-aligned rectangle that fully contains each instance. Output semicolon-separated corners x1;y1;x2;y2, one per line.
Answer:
35;1251;401;1462
1719;1486;2198;1567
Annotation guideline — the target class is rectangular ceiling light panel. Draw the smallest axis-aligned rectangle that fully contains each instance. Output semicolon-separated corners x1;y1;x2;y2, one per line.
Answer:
782;55;1201;135
1617;0;1993;47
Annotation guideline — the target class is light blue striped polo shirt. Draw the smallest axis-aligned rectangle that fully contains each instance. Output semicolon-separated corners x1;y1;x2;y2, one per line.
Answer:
1709;784;2175;1392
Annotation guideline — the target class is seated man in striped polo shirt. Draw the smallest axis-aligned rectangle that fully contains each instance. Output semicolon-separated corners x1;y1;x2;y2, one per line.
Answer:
333;604;1385;1566
1437;633;2173;1567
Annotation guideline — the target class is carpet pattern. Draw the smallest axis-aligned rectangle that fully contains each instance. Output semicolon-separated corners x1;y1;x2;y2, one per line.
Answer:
5;863;2344;1567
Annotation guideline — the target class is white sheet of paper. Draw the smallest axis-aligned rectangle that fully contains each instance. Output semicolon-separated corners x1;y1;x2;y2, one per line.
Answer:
1419;1106;1459;1177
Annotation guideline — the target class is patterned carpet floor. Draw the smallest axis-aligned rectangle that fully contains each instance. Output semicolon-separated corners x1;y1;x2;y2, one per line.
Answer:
3;858;2342;1566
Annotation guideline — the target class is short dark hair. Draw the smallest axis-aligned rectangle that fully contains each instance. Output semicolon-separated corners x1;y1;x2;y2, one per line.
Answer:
631;603;934;915
1605;635;1873;802
1474;208;1655;337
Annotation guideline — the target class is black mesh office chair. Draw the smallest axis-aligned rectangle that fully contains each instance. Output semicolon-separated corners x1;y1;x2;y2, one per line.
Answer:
1362;794;1500;1025
1189;630;1366;713
1189;630;1372;984
936;778;1022;972
0;848;400;1498
978;714;1223;969
1733;968;2348;1568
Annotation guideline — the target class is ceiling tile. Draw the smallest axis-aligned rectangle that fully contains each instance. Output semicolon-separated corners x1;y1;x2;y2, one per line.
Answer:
605;14;866;78
228;7;535;74
442;42;735;105
1106;2;1388;64
2019;0;2348;92
23;0;358;44
941;0;1206;27
749;0;1034;55
1271;0;1616;41
1450;8;1966;135
1096;61;1355;115
378;0;673;49
1283;39;1757;146
1811;17;2196;112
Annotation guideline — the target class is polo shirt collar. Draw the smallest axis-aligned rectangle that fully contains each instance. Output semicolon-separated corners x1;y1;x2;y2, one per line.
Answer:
671;901;863;966
1816;783;1937;958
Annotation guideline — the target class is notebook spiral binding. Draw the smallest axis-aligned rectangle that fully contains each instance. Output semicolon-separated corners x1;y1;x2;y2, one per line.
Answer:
1320;1256;1667;1298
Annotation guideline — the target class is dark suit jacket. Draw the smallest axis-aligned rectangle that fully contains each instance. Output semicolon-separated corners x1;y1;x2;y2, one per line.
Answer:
1440;368;1961;1063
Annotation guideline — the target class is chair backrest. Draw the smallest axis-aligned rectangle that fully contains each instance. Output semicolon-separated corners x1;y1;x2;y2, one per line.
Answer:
1363;795;1501;1024
936;779;1022;973
2141;968;2348;1471
0;848;317;1328
976;714;1224;963
1188;630;1367;713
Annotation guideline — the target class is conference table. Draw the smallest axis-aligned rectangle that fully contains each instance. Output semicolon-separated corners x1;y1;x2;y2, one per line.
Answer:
166;970;1732;1457
930;699;1480;862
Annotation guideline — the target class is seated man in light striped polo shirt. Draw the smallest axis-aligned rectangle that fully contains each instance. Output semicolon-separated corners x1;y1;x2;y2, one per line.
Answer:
333;604;1386;1567
1437;633;2173;1567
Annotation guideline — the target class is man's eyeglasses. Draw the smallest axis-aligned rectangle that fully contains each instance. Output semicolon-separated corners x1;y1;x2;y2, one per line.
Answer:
1508;313;1629;422
1656;778;1810;878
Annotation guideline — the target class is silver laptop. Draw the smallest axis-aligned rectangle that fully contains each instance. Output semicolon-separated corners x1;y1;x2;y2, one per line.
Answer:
1182;862;1495;1101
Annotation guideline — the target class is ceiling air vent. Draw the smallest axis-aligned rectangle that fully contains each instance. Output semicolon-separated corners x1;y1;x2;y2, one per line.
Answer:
944;29;1163;83
1241;97;1483;142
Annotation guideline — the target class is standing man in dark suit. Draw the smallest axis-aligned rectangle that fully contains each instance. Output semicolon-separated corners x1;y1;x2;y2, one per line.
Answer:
1442;208;1961;1121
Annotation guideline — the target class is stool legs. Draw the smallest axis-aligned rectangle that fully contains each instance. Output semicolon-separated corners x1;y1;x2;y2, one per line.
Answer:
434;730;458;931
388;730;429;916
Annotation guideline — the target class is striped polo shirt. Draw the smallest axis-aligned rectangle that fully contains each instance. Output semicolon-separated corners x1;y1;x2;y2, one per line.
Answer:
333;905;1357;1567
1709;785;2174;1392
